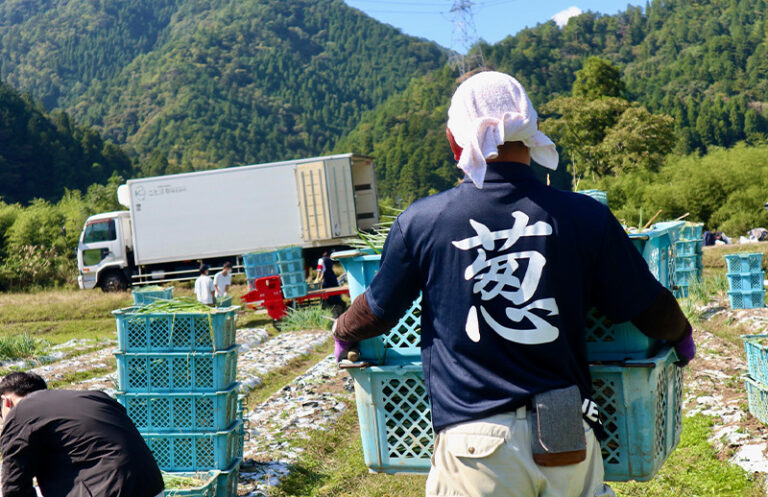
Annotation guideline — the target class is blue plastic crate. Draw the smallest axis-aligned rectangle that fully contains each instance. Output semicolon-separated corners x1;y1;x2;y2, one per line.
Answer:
113;307;238;353
741;335;768;385
243;251;276;266
675;239;702;257
629;226;676;290
115;346;238;392
681;223;704;241
675;255;699;272
674;268;698;287
576;189;608;206
590;347;683;481
116;384;239;432
215;459;241;497
244;264;277;279
346;347;682;481
725;253;763;273
132;287;174;306
728;272;765;292
275;246;303;262
584;308;664;361
162;471;217;497
143;420;242;471
282;283;308;299
674;286;690;299
332;250;380;301
653;221;686;244
277;260;303;274
280;271;305;286
357;295;422;364
744;375;768;425
729;290;765;309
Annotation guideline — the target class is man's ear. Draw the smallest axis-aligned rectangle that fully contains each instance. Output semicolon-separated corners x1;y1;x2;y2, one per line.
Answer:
446;128;462;161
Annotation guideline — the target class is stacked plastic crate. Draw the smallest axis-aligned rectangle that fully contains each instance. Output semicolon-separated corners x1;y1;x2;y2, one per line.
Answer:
726;253;765;309
112;304;244;497
275;246;307;299
334;238;683;481
132;286;174;306
673;223;704;298
576;189;608;206
242;251;278;290
741;334;768;424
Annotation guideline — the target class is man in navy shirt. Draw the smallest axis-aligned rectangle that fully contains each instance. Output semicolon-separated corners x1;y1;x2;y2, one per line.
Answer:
333;71;695;497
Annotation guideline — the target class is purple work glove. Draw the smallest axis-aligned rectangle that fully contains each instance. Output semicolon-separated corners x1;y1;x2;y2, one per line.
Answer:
334;336;357;362
674;327;696;366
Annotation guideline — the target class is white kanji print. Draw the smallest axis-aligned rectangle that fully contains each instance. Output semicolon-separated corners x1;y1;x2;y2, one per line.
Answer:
452;211;560;345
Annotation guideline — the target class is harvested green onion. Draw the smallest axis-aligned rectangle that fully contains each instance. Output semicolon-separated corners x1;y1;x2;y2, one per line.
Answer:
133;297;214;314
133;285;165;292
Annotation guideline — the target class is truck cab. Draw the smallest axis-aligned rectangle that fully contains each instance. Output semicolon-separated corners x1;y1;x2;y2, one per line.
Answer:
77;211;132;290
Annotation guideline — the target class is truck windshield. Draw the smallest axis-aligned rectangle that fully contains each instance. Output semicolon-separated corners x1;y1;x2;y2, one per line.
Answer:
83;219;116;243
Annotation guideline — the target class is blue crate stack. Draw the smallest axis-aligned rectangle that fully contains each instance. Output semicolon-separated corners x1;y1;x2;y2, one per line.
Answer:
334;242;683;482
741;335;768;425
673;222;704;298
113;304;243;497
275;246;308;299
725;253;765;309
242;251;278;289
576;189;608;206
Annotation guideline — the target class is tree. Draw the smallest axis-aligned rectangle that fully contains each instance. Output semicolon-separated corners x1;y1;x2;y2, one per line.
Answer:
571;57;626;100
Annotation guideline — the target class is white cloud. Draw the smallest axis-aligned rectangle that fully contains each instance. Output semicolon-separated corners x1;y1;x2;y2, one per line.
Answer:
551;6;583;28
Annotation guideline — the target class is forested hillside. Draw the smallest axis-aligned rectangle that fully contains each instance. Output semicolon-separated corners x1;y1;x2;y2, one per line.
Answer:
0;0;446;173
337;0;768;203
0;81;131;203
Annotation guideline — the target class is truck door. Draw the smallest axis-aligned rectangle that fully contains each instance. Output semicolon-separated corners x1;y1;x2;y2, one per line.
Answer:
350;157;379;231
296;161;332;242
77;218;125;289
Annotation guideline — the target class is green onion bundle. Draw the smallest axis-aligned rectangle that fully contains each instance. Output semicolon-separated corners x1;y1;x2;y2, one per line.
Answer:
133;297;214;314
133;285;165;292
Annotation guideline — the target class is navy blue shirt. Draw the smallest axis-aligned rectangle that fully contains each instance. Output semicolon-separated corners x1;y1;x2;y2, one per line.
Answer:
365;162;664;432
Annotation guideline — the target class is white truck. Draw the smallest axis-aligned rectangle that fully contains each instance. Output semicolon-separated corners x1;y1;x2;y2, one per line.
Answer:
77;154;379;290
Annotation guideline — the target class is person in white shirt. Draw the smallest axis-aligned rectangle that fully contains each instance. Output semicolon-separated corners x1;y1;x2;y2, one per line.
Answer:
214;261;232;297
194;264;215;305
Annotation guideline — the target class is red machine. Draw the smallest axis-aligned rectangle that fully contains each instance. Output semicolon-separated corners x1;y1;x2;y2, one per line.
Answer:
241;275;349;320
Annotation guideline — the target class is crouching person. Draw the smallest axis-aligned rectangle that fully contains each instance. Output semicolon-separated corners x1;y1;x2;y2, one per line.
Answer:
0;372;164;497
333;71;695;497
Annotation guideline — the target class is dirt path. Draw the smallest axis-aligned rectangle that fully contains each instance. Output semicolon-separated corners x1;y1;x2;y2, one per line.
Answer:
238;356;350;497
685;303;768;477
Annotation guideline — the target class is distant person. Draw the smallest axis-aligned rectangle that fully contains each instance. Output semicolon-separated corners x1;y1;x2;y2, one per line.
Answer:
0;372;164;497
194;263;215;305
315;251;344;311
214;261;233;298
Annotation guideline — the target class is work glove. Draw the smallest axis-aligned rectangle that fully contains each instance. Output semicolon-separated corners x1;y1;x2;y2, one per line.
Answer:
334;336;358;362
331;319;359;362
674;327;696;366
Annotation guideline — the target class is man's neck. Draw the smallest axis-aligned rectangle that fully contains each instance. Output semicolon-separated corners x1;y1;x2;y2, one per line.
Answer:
487;142;531;165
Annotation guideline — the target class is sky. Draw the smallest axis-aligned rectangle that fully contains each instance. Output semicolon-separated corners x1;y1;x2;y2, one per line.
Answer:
344;0;642;51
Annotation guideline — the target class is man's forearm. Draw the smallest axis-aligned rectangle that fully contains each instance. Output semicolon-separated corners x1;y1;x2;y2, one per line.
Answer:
334;293;395;342
631;288;691;342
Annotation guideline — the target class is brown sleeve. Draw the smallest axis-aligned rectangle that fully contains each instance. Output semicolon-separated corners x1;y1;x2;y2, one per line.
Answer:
630;287;691;342
334;293;395;342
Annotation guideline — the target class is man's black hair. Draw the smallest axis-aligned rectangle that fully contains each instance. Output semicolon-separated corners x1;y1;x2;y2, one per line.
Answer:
0;372;47;396
199;263;210;274
222;261;232;269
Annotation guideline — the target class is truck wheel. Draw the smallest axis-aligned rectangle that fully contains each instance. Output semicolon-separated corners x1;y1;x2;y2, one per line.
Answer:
100;271;127;292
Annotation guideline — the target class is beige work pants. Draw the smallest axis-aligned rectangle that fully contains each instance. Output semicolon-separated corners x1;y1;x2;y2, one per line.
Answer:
425;407;615;497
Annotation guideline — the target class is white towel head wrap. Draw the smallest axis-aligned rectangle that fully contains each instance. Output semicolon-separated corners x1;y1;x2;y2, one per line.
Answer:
447;71;559;188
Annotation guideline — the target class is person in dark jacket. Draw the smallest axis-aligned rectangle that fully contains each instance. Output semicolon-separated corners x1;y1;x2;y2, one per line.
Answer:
333;71;695;497
0;372;164;497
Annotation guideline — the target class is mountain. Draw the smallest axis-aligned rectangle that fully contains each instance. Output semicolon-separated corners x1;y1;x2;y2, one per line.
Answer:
0;80;131;204
336;0;768;203
0;0;447;173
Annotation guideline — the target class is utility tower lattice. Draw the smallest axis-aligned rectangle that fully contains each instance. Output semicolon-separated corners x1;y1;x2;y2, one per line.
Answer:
449;0;485;75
